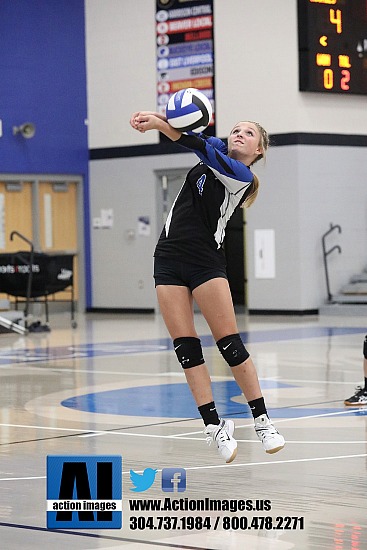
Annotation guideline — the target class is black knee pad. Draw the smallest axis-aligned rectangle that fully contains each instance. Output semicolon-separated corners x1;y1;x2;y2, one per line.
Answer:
173;337;205;369
216;333;249;367
364;335;367;359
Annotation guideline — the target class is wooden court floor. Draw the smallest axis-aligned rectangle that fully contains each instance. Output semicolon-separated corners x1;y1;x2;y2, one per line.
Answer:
0;311;366;550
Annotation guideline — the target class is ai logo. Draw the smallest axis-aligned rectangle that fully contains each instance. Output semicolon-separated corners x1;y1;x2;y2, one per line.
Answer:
46;455;122;529
161;468;186;492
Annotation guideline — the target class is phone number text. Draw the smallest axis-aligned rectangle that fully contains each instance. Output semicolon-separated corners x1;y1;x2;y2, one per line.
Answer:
130;515;305;531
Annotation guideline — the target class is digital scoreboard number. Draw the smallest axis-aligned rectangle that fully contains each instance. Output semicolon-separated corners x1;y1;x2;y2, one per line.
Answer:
298;0;367;94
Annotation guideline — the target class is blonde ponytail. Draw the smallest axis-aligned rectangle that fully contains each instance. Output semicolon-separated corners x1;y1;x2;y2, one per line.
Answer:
241;173;259;208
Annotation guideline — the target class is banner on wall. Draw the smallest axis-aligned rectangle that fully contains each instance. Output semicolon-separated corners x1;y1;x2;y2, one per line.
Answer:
156;0;215;136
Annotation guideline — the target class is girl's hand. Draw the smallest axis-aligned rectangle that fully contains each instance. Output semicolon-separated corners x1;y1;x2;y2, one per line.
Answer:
134;113;161;133
130;112;141;130
130;111;167;132
129;111;181;141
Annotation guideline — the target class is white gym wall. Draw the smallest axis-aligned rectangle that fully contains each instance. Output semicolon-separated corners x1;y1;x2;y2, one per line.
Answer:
85;0;367;312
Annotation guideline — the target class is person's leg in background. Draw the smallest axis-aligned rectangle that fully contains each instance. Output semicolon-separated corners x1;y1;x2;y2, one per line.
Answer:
344;335;367;406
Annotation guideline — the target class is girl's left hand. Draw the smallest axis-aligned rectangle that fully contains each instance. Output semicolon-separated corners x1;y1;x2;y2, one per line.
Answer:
134;113;161;133
130;111;167;132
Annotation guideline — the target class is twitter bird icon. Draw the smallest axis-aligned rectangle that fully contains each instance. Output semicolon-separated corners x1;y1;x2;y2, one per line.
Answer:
130;468;158;492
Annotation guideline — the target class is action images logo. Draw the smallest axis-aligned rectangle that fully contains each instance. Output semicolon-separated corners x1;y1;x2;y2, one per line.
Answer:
46;455;122;529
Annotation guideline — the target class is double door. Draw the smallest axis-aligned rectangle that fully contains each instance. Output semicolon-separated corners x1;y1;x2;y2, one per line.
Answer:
0;177;80;302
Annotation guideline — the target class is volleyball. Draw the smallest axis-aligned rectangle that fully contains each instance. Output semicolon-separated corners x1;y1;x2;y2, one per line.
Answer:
166;88;212;133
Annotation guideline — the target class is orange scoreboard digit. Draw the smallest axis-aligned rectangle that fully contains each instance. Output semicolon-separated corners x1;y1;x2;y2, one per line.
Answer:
298;0;367;94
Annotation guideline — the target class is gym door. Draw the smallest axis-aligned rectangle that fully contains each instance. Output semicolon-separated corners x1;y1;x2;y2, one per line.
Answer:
38;181;78;300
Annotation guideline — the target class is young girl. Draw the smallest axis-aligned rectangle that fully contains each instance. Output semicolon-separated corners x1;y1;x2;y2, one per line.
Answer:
130;111;285;463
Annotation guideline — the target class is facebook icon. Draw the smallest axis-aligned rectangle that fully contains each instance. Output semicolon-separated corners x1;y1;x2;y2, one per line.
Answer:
161;468;186;492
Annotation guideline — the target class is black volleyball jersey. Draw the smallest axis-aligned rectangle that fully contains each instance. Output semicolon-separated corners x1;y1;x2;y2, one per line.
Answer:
154;132;254;268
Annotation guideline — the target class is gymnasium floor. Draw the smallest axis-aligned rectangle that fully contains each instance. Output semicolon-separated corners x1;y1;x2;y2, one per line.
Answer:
0;309;366;550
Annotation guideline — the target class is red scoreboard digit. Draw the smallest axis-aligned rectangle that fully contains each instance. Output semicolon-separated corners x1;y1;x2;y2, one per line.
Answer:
298;0;367;94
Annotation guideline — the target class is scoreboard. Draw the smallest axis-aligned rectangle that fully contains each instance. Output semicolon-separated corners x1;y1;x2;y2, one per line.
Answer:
298;0;367;94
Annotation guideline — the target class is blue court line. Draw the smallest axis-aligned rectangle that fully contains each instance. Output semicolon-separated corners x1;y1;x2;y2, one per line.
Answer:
61;379;367;419
0;326;364;365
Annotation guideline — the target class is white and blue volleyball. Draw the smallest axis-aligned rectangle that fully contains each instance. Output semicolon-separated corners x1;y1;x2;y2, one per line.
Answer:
166;88;212;133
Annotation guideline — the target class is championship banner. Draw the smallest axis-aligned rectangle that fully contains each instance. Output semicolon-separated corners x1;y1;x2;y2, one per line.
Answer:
156;0;215;135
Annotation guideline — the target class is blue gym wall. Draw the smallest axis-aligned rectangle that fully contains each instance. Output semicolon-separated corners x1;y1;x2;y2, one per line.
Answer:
0;0;88;173
0;0;91;306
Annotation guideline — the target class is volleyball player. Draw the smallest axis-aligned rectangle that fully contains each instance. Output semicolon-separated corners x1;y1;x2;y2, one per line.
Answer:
130;111;285;463
344;335;367;405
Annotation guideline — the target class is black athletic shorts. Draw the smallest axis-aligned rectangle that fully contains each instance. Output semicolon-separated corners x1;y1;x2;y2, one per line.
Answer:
153;256;228;292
